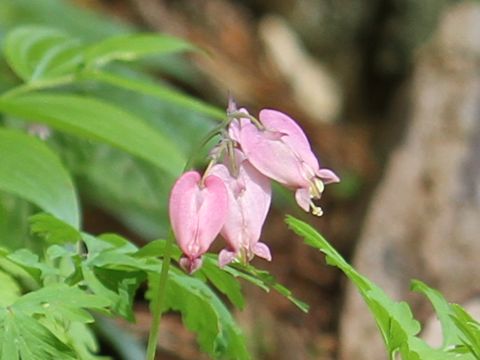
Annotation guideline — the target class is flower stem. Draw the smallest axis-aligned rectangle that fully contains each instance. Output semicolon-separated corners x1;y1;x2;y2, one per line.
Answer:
146;231;174;360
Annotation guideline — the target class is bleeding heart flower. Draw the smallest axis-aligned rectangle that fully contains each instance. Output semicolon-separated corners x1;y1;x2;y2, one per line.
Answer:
210;150;272;267
230;109;339;215
169;171;228;273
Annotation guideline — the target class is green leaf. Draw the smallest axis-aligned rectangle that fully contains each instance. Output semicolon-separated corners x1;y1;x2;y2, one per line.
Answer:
199;256;245;309
3;25;83;82
0;308;77;360
450;304;480;359
0;94;186;176
29;213;82;245
84;33;195;68
285;215;424;358
0;270;21;306
160;270;250;360
226;262;309;313
7;247;57;283
87;70;224;120
0;129;79;228
14;284;110;323
411;280;462;349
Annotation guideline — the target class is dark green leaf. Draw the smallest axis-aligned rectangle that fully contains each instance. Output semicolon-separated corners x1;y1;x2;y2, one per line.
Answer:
0;129;79;227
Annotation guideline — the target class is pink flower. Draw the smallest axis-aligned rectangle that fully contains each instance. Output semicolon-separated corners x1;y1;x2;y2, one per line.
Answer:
230;109;339;215
169;171;228;273
210;151;272;267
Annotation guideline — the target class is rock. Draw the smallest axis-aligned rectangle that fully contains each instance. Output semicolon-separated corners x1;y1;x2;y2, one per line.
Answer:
339;3;480;359
258;15;342;123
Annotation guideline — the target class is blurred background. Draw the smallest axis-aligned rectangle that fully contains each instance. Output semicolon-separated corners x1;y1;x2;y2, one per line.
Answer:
1;0;480;359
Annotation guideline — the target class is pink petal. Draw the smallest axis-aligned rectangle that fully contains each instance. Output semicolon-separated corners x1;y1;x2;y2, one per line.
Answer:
317;168;340;184
259;109;320;171
295;188;311;212
210;156;272;261
253;242;272;261
169;171;228;261
218;249;237;268
239;121;309;187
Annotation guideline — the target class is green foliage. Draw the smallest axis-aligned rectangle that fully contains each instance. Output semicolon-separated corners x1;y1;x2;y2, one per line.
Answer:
286;215;478;360
0;129;79;227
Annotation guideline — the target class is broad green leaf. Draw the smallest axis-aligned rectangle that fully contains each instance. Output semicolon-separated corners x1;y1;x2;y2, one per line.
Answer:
14;284;110;323
0;308;77;360
160;270;250;360
29;212;81;245
3;25;83;82
87;70;224;120
84;33;195;68
0;129;79;227
0;94;186;176
0;270;21;306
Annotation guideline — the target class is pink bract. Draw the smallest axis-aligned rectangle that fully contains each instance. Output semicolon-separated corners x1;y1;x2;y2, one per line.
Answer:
210;151;272;267
169;171;228;273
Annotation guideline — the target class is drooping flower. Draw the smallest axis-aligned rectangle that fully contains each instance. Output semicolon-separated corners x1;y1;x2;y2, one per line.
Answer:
210;150;272;267
169;171;228;273
230;109;339;215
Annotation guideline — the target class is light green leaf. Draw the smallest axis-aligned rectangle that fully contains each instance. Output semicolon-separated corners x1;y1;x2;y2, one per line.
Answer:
450;305;480;359
84;33;195;68
29;212;82;245
160;270;250;360
14;284;110;323
0;270;21;306
286;215;424;358
3;25;83;82
0;129;79;228
411;280;462;349
0;94;186;176
87;70;224;120
0;308;77;360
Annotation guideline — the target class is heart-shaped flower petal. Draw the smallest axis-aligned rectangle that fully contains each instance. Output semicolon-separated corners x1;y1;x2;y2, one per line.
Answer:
169;171;228;273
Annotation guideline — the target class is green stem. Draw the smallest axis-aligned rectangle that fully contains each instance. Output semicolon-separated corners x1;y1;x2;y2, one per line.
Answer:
146;231;174;360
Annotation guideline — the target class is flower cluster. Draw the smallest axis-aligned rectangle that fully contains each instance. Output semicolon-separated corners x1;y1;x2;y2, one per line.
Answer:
169;103;339;273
